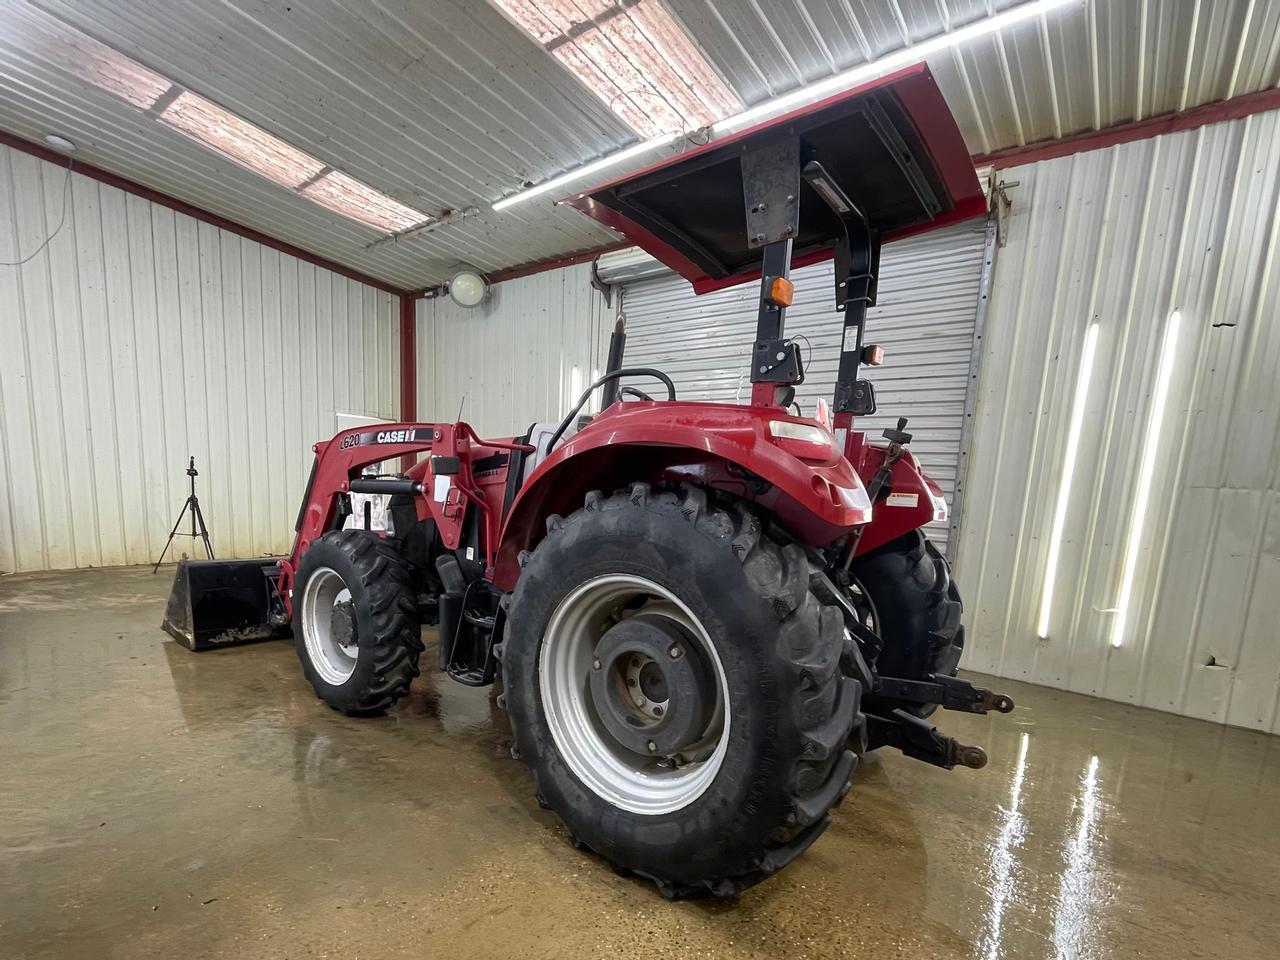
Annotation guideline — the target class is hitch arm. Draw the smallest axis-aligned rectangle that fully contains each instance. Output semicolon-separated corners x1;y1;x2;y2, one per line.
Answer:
873;673;1015;715
865;710;988;770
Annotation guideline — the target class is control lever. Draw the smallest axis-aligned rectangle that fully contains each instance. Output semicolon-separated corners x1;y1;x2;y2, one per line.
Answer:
841;416;912;570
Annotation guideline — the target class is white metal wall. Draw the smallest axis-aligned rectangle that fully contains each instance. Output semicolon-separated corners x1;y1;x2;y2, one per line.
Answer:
416;263;608;438
956;111;1280;732
0;144;399;573
617;221;993;554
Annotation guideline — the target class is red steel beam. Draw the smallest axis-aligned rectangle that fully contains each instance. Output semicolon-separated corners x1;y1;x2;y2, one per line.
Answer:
487;240;632;285
399;293;417;422
975;87;1280;170
0;129;411;298
399;293;418;471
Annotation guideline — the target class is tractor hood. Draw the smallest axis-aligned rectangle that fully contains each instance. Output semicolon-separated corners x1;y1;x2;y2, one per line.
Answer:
564;63;985;294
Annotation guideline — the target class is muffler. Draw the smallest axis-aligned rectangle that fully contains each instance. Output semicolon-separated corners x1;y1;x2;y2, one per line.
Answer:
162;558;291;651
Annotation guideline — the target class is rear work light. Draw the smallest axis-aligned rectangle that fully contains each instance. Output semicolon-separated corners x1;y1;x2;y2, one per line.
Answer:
768;419;835;459
861;344;884;366
927;485;948;522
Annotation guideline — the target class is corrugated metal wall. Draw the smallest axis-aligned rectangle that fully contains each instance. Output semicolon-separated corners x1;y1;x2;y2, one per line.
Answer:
618;221;993;555
956;111;1280;733
0;144;399;573
416;263;609;439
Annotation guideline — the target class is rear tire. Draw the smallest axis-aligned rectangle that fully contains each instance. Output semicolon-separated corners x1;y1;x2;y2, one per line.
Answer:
294;530;423;715
849;530;963;718
501;484;860;898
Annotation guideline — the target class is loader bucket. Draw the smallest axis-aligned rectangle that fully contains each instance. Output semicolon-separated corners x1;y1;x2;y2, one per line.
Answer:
162;558;291;652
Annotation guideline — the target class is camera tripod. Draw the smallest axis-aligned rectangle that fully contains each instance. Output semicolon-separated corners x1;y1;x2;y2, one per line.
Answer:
152;456;214;573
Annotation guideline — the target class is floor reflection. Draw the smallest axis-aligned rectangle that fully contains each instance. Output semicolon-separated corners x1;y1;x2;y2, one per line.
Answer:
7;565;1280;960
978;731;1031;960
1052;755;1108;960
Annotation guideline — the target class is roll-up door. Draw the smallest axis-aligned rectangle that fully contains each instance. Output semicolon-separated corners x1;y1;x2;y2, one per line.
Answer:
616;218;994;555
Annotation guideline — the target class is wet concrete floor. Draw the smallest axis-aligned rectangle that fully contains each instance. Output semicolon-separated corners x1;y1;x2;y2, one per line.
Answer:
1;565;1278;959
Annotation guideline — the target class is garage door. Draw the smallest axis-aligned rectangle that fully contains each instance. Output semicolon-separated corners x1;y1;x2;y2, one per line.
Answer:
603;218;995;555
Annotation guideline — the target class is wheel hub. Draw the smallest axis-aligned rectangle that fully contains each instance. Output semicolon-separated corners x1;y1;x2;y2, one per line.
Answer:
300;567;360;685
330;599;358;654
539;575;731;815
589;615;711;758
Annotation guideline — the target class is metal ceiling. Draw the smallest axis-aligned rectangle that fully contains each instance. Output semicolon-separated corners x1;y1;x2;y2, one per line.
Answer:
2;0;1278;289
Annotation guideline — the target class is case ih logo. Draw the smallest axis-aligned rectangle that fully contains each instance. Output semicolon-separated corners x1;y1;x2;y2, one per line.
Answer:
338;428;429;450
376;429;415;444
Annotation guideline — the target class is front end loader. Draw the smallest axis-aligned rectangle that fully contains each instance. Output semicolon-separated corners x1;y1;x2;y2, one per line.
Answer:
163;63;1013;898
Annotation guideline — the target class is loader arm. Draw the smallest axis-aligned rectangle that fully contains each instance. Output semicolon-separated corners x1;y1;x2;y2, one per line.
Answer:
278;420;534;618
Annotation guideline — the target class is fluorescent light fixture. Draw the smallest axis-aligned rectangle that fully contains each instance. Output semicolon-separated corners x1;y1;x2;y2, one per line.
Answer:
491;133;680;211
24;6;431;234
713;0;1079;135
1111;311;1183;648
1037;322;1100;639
488;0;740;139
490;0;1080;210
569;365;584;406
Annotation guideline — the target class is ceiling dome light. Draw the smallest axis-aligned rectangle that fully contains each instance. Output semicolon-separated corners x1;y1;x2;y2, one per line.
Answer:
44;134;76;152
448;268;489;308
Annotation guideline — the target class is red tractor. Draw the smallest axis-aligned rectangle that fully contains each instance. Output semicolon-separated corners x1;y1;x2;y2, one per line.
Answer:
164;64;1012;898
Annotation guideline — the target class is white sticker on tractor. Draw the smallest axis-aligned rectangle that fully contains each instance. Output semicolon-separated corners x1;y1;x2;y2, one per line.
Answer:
433;474;450;503
886;492;919;508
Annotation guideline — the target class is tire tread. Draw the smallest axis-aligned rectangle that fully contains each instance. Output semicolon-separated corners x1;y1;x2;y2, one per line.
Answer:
506;484;863;897
296;530;423;716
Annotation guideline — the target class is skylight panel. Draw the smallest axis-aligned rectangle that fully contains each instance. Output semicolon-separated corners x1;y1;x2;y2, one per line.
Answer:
490;0;741;138
24;7;432;234
29;18;170;109
302;170;431;233
160;91;326;189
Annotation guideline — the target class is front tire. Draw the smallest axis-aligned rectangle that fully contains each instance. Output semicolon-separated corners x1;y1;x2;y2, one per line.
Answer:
849;530;963;718
502;484;861;898
294;530;423;715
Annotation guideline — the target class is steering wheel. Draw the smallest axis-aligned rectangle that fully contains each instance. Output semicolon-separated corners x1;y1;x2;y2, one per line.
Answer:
547;367;677;450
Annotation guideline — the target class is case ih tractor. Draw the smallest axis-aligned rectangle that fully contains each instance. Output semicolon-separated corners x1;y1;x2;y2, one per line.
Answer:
164;64;1012;898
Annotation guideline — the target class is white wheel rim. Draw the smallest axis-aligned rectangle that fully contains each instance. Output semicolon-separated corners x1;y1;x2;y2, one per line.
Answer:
539;574;730;816
300;566;359;685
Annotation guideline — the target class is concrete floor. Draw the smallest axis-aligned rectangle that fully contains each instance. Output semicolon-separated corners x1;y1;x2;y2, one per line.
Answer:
2;567;1278;960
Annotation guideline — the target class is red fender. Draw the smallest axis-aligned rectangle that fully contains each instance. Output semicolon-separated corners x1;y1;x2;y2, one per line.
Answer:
851;443;949;555
492;402;872;589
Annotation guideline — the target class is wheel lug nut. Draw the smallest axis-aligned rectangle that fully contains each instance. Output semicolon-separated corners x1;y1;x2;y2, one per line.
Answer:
653;706;663;717
592;658;601;670
647;741;657;752
634;696;646;707
668;645;683;659
626;678;637;687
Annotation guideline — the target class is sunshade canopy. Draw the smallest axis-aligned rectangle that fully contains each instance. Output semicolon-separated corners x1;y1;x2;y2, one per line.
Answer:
566;64;986;294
